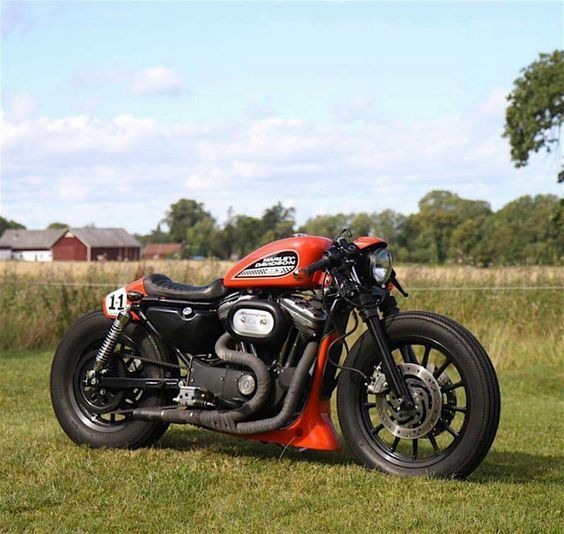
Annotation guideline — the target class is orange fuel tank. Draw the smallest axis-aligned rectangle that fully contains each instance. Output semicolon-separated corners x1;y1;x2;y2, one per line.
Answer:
223;235;332;289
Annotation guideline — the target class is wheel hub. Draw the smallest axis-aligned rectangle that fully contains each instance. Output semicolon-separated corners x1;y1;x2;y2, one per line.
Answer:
76;353;126;414
375;363;442;439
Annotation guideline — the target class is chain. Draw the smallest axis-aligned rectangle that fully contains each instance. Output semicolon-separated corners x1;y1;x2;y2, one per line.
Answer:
132;355;185;371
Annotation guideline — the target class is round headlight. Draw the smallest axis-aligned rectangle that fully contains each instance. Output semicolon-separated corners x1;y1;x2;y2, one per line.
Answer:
369;248;393;284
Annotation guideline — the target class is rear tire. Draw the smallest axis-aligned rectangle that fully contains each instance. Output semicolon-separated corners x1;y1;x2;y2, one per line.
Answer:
50;310;175;449
337;311;500;478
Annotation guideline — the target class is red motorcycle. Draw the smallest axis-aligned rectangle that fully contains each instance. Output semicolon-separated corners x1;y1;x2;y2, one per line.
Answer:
51;233;500;478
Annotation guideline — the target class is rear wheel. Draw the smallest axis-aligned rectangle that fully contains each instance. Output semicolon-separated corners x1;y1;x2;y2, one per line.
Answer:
337;311;500;478
50;310;176;449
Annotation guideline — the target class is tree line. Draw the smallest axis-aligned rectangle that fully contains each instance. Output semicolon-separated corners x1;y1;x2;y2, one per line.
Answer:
136;191;562;265
1;190;561;265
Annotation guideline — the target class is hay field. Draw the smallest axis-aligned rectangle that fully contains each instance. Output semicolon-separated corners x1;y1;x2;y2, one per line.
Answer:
0;261;561;370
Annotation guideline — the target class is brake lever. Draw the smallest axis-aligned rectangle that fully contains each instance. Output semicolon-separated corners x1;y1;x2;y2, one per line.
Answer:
390;270;409;298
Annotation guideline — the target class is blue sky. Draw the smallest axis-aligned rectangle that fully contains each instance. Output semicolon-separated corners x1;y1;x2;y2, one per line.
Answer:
2;1;563;233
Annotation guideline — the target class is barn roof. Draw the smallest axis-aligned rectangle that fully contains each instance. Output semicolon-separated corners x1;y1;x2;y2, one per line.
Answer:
142;243;182;258
0;228;142;250
0;229;66;250
68;228;142;248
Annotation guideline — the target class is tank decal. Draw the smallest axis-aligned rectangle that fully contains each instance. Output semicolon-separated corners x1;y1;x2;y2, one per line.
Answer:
234;250;299;279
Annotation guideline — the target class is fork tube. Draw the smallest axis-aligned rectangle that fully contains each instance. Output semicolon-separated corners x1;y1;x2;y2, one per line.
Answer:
359;305;415;411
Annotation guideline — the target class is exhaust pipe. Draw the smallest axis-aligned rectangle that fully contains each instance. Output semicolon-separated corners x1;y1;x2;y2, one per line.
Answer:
131;335;319;435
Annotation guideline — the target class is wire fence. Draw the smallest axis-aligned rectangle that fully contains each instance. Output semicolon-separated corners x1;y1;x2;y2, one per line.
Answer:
0;280;562;291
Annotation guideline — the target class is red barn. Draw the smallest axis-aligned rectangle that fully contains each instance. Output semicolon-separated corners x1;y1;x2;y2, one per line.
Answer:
142;243;182;260
51;228;141;261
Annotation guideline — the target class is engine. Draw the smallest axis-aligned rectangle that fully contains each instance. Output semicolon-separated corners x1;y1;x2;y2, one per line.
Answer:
178;293;326;412
218;293;326;349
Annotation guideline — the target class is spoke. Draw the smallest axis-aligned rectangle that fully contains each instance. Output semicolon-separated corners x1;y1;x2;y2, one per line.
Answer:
434;358;451;378
390;436;400;453
371;423;385;435
443;381;464;392
427;434;440;455
421;345;431;369
110;413;116;423
446;405;467;414
400;345;418;364
439;419;459;439
364;402;377;409
411;439;419;460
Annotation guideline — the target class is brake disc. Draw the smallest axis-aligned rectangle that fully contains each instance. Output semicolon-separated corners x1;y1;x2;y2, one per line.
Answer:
375;363;442;439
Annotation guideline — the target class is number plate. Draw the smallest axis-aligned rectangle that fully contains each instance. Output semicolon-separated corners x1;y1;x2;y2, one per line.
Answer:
104;287;127;318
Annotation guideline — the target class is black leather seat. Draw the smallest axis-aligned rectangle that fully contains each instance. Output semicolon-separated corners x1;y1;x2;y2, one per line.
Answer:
143;273;229;301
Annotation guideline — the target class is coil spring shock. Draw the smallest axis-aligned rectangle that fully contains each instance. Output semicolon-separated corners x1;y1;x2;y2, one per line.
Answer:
94;307;131;373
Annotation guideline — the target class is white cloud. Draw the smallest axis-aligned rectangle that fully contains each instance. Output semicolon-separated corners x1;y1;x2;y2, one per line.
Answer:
131;67;186;97
3;92;38;123
1;95;560;233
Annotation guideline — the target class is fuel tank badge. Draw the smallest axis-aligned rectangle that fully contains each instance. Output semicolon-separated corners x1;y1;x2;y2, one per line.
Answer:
234;250;299;279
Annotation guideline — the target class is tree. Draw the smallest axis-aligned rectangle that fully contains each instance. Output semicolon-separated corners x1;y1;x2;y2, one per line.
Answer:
300;213;350;238
372;209;406;244
0;216;25;236
401;191;492;263
503;50;564;182
47;222;68;229
229;215;264;257
480;194;562;264
184;218;222;258
163;199;215;243
260;202;295;243
350;212;373;237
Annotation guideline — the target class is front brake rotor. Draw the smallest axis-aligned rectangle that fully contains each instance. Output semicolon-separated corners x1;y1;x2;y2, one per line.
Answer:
375;363;442;439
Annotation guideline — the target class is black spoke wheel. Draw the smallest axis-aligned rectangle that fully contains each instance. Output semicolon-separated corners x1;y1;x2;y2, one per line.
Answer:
361;341;468;464
71;338;150;430
337;311;500;479
51;310;179;449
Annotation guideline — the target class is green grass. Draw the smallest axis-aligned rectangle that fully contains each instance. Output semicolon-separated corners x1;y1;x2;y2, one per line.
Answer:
1;351;562;533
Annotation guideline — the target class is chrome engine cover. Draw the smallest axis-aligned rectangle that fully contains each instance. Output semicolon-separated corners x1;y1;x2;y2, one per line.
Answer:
279;296;326;337
218;294;290;345
232;308;275;337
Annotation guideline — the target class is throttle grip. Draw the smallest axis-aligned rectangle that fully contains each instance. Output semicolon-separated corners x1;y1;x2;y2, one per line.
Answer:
293;256;329;280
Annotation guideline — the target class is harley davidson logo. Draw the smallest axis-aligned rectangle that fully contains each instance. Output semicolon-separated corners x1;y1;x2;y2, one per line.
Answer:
234;251;299;279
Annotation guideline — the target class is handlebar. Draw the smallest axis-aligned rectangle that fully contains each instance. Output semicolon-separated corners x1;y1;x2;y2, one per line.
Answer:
303;256;330;276
293;239;362;280
293;256;329;280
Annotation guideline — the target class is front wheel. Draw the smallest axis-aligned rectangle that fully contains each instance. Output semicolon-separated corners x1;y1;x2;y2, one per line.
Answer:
337;311;500;478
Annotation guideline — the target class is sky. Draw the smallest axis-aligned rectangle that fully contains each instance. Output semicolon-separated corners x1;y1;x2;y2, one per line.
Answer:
1;0;563;234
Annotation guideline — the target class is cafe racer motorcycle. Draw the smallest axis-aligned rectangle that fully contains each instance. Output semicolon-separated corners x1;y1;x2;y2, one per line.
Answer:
50;233;500;478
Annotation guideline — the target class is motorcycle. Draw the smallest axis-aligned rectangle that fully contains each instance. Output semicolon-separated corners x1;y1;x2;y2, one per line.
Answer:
50;232;500;478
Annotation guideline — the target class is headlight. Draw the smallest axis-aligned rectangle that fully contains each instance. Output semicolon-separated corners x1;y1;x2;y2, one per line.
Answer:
369;248;393;284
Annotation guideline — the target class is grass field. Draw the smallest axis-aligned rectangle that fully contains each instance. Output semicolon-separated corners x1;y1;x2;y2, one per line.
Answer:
0;351;562;532
0;262;562;531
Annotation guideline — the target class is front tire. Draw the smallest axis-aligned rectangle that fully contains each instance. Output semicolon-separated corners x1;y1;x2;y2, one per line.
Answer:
50;310;176;449
337;311;500;478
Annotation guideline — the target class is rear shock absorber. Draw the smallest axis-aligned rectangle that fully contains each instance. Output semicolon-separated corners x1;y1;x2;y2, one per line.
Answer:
94;306;131;373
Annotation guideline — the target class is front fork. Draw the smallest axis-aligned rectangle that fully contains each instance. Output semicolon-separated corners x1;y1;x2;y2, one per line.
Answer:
358;294;416;413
